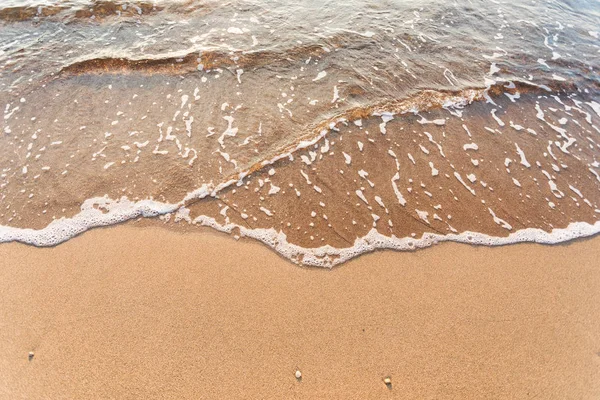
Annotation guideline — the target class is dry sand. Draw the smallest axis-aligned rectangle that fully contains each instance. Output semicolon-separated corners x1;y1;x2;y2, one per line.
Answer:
1;225;599;399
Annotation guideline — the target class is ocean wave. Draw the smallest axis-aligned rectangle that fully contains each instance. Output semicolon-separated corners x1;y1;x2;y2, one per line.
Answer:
0;0;220;23
1;80;599;266
1;194;599;268
1;0;599;266
0;1;157;22
57;44;329;76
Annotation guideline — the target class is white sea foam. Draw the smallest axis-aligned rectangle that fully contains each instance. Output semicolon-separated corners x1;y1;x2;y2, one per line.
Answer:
1;79;598;268
2;195;598;268
0;196;179;247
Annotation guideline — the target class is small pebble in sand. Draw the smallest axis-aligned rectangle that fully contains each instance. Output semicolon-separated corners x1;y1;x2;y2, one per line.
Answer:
383;376;392;386
295;370;302;379
28;351;34;361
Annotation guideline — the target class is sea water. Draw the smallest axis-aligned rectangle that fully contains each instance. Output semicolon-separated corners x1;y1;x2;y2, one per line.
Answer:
1;0;599;266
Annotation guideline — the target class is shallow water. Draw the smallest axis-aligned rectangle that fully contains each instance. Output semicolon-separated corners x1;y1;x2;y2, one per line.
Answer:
1;0;599;266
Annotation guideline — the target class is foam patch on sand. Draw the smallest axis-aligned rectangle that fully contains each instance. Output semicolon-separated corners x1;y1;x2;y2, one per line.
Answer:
0;196;179;247
1;196;599;268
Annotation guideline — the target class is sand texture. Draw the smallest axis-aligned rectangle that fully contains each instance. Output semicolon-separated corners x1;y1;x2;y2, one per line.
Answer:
1;226;600;399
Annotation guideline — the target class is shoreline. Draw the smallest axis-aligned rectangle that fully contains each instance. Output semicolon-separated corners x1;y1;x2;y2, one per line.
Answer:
1;225;600;399
3;209;600;268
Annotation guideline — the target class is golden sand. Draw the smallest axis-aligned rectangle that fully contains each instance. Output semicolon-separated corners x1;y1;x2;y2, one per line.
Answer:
1;226;599;399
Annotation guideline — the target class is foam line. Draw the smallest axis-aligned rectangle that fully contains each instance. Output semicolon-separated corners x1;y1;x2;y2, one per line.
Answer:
1;196;599;268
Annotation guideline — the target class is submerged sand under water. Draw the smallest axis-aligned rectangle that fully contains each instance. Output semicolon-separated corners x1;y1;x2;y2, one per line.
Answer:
0;0;599;265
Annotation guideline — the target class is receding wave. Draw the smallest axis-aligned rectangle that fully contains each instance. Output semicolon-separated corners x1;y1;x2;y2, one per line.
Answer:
1;0;599;266
58;45;330;76
0;0;219;23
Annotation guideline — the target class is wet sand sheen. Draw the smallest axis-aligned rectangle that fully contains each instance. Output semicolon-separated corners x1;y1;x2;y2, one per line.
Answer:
1;225;599;399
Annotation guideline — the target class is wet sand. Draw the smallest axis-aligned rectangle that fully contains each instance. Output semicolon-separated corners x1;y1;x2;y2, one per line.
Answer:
1;226;599;399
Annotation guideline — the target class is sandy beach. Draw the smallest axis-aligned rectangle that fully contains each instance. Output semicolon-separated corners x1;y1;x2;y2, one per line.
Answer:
2;0;600;398
1;225;599;399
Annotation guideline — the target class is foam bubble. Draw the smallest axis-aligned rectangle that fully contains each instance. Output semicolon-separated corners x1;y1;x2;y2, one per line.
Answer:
2;192;598;269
